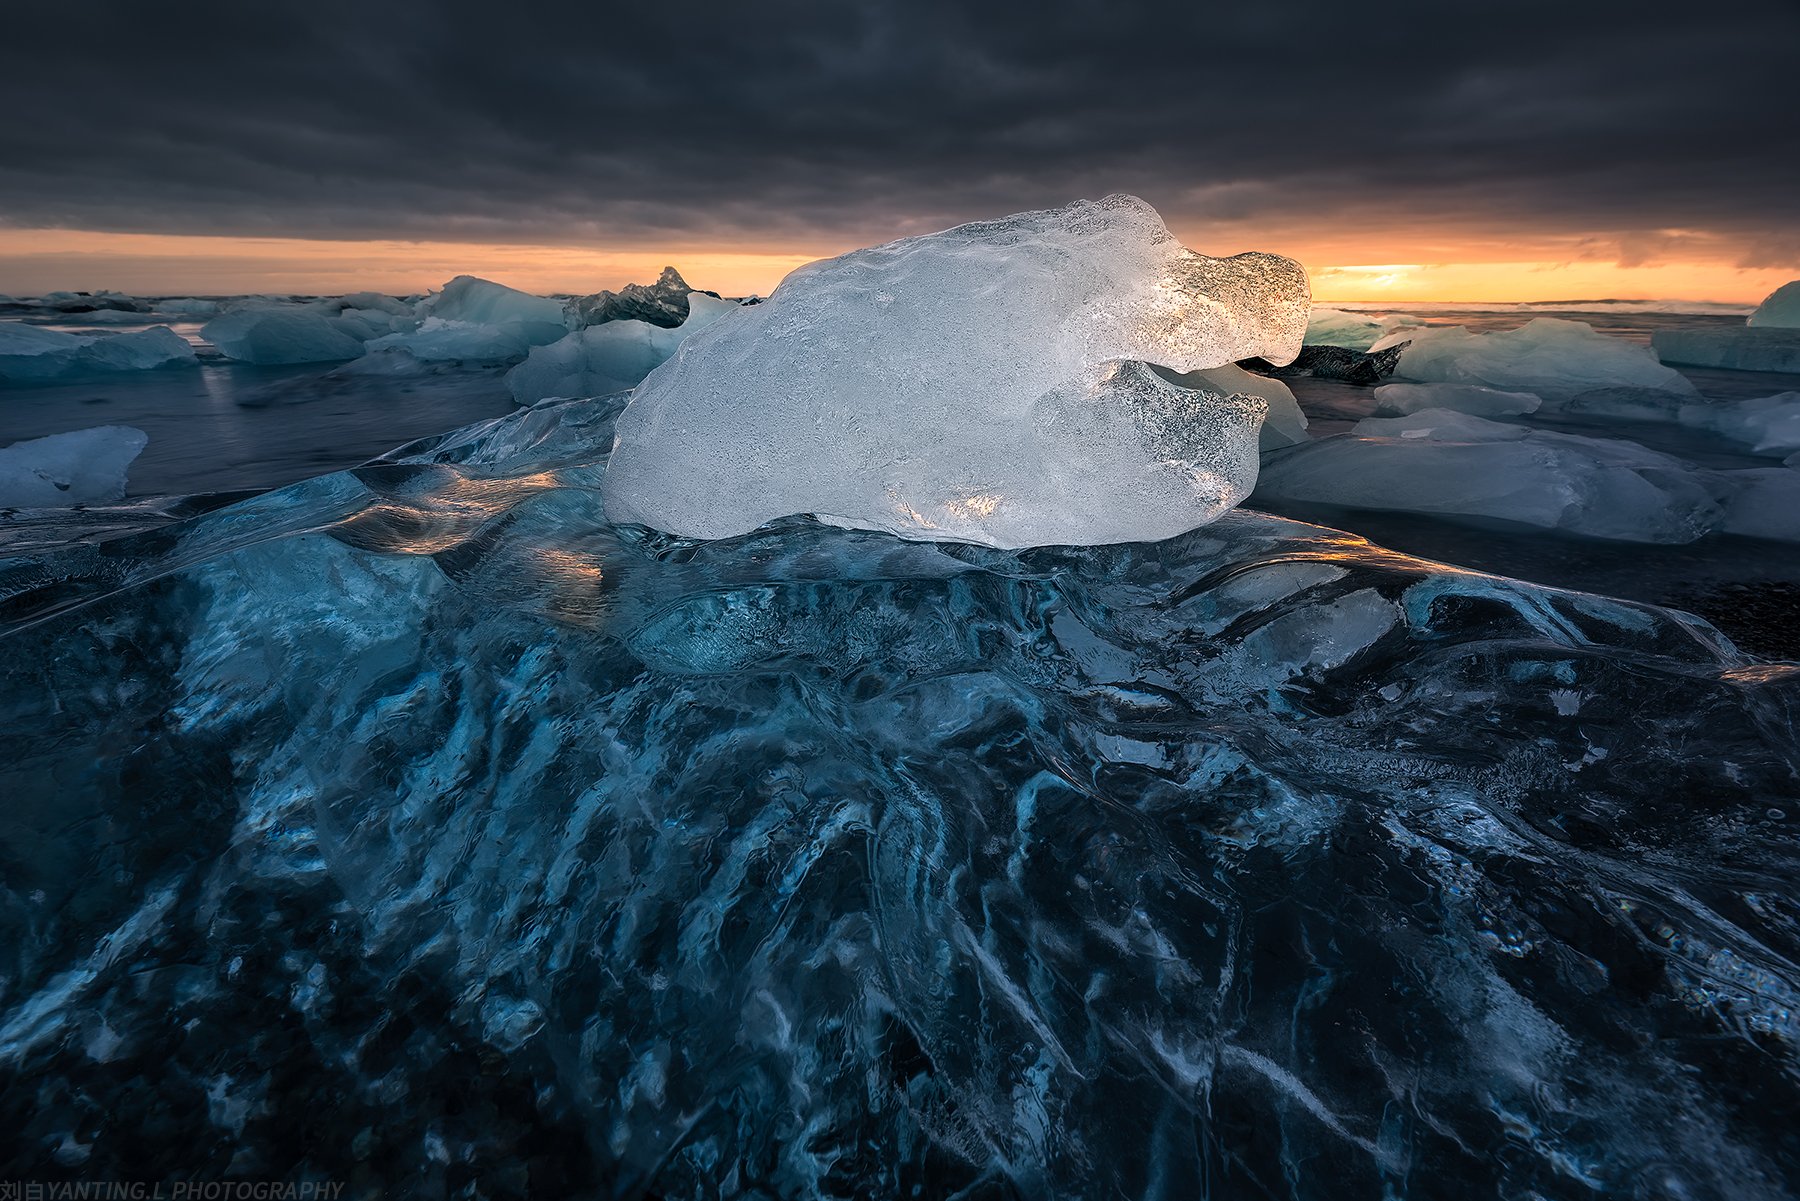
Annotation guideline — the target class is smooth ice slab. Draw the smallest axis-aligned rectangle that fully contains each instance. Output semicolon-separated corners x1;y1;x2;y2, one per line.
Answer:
1374;317;1697;398
1257;410;1722;542
203;306;367;365
603;195;1310;547
0;425;147;506
0;323;195;382
1653;326;1800;374
1373;381;1541;418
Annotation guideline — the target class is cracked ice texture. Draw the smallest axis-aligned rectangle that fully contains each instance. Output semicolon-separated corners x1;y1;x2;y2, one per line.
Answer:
602;195;1310;548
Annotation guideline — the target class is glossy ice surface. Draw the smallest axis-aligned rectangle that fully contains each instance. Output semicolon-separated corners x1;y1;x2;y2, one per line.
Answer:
1;391;1796;1197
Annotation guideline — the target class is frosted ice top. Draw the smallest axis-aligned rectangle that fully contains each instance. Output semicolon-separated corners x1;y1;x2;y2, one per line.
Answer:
603;195;1310;548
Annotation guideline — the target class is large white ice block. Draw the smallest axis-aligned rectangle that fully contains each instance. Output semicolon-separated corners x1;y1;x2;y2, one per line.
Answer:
1374;317;1696;398
602;195;1309;547
204;306;366;365
0;425;148;507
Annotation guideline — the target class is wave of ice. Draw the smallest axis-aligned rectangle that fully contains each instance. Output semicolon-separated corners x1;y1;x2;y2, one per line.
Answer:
0;389;1795;1196
604;195;1310;547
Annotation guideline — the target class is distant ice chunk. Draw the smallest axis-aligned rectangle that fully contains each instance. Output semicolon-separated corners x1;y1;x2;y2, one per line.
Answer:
0;425;147;507
1747;281;1800;329
364;276;571;364
155;298;221;317
603;195;1310;547
507;293;737;404
0;323;196;382
203;306;366;365
1304;308;1420;351
1653;326;1800;374
1374;317;1696;398
1258;410;1720;542
34;291;143;314
1372;381;1540;418
414;275;568;332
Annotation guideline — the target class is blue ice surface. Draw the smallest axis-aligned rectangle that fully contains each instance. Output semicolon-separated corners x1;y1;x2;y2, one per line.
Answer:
0;342;1797;1196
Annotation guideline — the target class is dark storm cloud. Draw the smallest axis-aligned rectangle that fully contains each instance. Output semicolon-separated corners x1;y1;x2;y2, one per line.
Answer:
0;0;1795;257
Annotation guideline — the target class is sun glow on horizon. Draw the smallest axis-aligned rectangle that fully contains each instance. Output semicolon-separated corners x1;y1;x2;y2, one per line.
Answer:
0;227;1791;307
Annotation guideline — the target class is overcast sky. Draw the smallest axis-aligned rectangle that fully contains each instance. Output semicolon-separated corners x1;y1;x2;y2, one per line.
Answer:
1;1;1796;291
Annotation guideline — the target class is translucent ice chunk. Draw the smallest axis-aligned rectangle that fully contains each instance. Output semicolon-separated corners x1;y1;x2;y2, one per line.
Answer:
203;306;366;365
1372;317;1696;398
413;275;568;333
363;276;573;364
0;323;196;382
603;195;1309;547
0;425;147;506
1747;280;1800;329
506;293;738;405
1304;308;1421;351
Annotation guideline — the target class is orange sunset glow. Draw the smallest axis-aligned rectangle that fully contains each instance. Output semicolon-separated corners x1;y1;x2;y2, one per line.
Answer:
1;226;1789;305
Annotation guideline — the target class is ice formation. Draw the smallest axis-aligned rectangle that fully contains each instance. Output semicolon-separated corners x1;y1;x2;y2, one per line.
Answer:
1654;327;1800;374
1303;307;1420;351
604;195;1310;546
203;306;367;365
506;293;738;405
0;322;196;382
361;276;571;364
0;425;147;506
1;386;1796;1197
1374;317;1697;397
1747;280;1800;329
1256;410;1722;542
1654;307;1800;374
1372;381;1541;418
